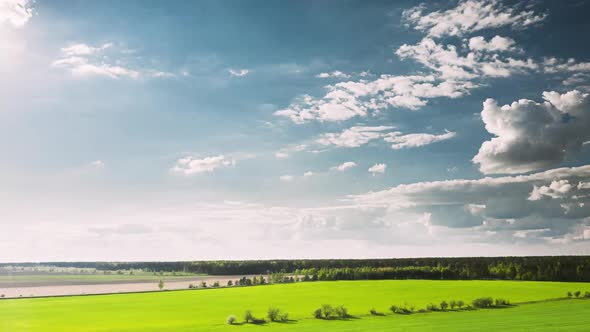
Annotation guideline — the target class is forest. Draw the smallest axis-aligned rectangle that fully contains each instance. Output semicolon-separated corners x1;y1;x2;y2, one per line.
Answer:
4;256;590;282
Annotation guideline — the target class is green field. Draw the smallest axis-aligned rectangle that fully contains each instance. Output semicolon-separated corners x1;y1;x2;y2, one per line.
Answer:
1;280;589;331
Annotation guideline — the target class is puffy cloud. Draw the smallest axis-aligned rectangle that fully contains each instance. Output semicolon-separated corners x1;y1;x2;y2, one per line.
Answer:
0;0;32;28
351;165;590;241
528;180;574;201
468;36;517;52
275;74;474;123
317;126;394;148
331;161;357;172
171;155;235;175
473;90;590;174
228;68;250;77
303;171;314;177
368;163;387;175
396;37;537;80
543;57;590;74
89;160;105;168
402;0;546;38
384;130;456;149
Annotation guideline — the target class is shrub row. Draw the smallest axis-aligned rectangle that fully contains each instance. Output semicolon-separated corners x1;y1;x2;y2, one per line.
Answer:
226;307;289;325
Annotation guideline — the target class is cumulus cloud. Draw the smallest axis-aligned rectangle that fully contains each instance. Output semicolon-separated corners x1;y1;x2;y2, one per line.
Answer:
228;68;250;77
171;155;235;175
277;1;545;124
384;130;456;149
368;163;387;175
528;180;574;201
402;0;546;38
317;126;394;148
303;171;314;177
275;74;474;123
396;37;537;80
351;165;590;241
473;90;590;174
0;0;32;28
468;36;518;52
331;161;357;172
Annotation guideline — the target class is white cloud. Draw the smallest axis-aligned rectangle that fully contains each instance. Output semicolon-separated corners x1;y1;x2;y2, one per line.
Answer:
316;71;351;79
303;171;313;177
171;155;235;175
351;164;590;241
52;43;141;79
61;43;112;56
317;126;394;148
275;144;307;159
0;0;32;28
275;74;474;123
468;36;517;52
52;42;176;80
473;90;590;174
402;0;546;38
543;57;590;74
384;130;456;149
331;161;357;172
279;175;294;182
368;163;387;175
228;68;250;77
528;180;574;201
396;37;537;80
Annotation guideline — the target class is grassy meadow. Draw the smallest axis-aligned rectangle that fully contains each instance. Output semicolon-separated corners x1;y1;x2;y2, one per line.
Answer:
1;280;589;331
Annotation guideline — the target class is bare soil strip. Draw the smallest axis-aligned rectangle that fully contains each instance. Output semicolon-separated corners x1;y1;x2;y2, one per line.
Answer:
0;275;256;298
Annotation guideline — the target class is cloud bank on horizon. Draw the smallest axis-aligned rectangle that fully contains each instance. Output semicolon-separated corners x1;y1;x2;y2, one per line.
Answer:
1;0;590;261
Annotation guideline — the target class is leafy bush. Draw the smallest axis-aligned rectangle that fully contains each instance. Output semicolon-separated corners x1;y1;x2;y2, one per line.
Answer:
574;291;581;298
390;304;412;314
584;291;590;298
279;312;289;322
472;297;494;308
495;298;510;306
227;280;233;286
267;307;280;322
567;291;573;298
456;300;465;309
227;315;237;325
440;301;448;311
449;300;457;309
321;304;334;318
200;281;207;288
334;305;349;318
213;281;220;288
188;284;195;289
244;310;254;323
426;303;438;311
313;308;323;319
369;308;379;315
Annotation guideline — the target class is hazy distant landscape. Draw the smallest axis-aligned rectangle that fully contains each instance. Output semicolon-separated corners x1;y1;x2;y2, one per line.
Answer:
1;259;590;331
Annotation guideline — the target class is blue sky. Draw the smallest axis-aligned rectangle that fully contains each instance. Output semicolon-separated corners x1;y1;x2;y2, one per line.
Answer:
1;0;590;261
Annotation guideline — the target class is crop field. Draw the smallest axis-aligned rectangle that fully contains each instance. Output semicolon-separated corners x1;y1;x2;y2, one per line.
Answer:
1;280;589;331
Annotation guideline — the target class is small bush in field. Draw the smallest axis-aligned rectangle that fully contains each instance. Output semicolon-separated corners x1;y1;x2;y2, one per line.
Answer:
495;298;510;306
472;297;494;308
226;315;237;325
279;312;289;322
440;301;449;311
313;308;323;319
574;291;581;298
267;307;280;322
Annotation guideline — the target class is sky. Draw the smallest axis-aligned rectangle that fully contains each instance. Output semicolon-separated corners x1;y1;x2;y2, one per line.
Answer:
1;0;590;262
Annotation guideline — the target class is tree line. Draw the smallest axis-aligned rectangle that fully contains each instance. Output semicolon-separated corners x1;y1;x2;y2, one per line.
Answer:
4;256;590;282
